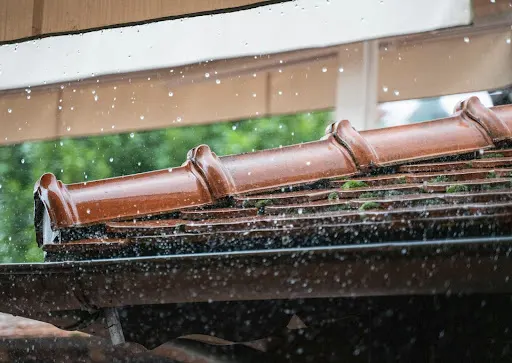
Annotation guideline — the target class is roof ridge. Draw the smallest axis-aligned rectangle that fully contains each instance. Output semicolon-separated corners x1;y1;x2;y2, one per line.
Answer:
34;97;512;245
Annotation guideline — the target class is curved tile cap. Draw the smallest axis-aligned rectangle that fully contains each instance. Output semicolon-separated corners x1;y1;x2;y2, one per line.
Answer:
34;97;512;245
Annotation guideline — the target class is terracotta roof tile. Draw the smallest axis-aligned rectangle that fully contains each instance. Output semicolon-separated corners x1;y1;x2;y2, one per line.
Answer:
33;96;512;260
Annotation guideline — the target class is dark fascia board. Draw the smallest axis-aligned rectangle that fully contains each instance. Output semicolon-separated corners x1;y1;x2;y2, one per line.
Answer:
1;236;512;320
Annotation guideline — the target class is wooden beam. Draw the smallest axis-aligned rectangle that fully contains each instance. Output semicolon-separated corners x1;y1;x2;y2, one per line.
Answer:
0;28;510;145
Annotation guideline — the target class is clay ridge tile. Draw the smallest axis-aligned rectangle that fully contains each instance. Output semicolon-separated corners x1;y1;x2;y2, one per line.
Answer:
34;97;512;246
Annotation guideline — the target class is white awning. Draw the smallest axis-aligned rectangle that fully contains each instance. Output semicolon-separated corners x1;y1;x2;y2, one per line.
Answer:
0;0;471;91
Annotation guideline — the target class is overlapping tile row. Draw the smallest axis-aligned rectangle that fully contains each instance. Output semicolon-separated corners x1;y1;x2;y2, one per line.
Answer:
35;97;512;248
42;147;512;261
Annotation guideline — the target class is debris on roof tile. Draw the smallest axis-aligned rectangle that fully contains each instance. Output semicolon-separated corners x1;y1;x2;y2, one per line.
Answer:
33;97;512;261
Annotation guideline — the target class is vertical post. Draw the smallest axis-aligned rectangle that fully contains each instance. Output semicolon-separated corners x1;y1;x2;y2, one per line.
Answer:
105;307;125;346
335;40;379;131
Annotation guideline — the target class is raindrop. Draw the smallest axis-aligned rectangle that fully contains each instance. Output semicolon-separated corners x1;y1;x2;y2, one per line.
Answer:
168;91;174;97
86;209;91;214
109;157;114;162
383;86;388;92
306;161;311;166
66;126;71;131
394;90;400;96
215;79;221;84
252;93;257;97
93;94;99;102
130;132;135;138
176;117;182;122
204;72;210;78
278;91;283;95
140;115;145;120
21;158;25;164
232;125;237;130
322;67;327;73
7;108;12;113
338;67;344;72
490;0;495;3
464;37;470;43
507;38;511;44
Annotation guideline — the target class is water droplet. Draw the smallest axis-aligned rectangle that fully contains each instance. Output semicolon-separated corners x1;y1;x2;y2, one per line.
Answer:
252;93;257;97
215;79;221;84
507;38;511;44
130;132;135;138
109;157;114;162
66;126;71;131
383;86;388;92
322;67;327;73
338;67;344;72
86;209;91;214
93;94;99;102
464;37;470;43
278;91;283;95
204;72;210;78
21;158;25;164
168;91;174;97
140;115;145;120
176;117;182;122
394;90;400;96
232;125;237;130
306;161;311;166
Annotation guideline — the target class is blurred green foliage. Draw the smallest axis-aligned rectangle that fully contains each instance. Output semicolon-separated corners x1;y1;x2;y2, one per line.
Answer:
0;111;331;263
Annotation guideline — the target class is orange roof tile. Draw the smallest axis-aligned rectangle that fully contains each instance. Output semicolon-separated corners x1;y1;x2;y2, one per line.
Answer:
33;96;512;260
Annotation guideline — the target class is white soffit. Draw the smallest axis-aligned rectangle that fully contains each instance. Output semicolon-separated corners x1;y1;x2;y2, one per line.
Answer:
0;0;471;91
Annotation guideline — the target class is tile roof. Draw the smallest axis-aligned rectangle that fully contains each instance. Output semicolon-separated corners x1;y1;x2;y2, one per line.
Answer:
34;96;512;261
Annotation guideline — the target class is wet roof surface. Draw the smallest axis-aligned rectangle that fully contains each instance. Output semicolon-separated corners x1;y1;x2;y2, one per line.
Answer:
32;96;512;261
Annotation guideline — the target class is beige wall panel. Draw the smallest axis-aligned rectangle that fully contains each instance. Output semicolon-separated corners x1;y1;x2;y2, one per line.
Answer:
378;30;512;102
0;0;34;41
59;73;266;137
0;88;58;144
269;58;337;115
41;0;271;34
